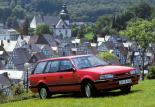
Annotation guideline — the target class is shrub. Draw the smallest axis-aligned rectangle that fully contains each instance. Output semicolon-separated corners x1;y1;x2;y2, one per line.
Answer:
147;66;155;79
97;52;119;64
0;89;7;103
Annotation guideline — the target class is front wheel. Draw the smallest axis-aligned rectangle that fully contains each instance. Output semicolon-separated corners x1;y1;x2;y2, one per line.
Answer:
120;86;131;94
82;82;96;98
39;86;51;99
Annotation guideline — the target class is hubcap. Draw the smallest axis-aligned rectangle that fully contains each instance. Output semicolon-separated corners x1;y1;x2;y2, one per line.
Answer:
85;83;91;97
40;88;47;99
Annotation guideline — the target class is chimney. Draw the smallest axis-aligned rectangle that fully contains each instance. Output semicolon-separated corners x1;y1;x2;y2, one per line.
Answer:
29;44;32;49
7;39;10;43
21;35;24;40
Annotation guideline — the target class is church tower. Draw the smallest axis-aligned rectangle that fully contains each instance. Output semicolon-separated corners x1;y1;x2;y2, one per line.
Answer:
55;4;72;38
60;4;70;25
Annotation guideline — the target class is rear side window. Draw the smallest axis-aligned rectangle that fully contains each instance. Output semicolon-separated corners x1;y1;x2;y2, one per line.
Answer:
59;60;73;72
44;60;60;73
33;61;47;74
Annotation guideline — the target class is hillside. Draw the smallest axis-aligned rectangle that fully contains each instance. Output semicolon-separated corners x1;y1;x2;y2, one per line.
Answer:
0;0;155;22
1;80;155;107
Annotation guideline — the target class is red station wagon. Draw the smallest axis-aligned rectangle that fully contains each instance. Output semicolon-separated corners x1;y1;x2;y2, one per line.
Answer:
29;55;140;99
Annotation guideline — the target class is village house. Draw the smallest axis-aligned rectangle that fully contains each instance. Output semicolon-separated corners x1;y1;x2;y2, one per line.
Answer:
97;40;127;65
0;73;12;96
5;48;31;71
30;15;59;29
0;70;24;84
0;45;8;69
0;29;19;41
0;40;17;55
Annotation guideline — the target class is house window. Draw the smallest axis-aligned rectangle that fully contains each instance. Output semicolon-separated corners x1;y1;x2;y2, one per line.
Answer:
5;60;16;70
133;56;143;67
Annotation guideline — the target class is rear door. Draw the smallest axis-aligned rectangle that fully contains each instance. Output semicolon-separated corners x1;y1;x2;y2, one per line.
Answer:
43;60;61;92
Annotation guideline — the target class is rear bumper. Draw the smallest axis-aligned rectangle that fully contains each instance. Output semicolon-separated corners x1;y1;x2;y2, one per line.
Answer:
94;75;140;91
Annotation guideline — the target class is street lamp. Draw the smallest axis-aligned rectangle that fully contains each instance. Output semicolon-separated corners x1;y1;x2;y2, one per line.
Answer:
24;62;30;93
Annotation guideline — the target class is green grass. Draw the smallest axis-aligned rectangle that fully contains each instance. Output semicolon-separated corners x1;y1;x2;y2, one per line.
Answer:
1;80;155;107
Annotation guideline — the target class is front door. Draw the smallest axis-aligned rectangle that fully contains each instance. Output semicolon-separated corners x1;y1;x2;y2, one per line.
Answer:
57;60;80;92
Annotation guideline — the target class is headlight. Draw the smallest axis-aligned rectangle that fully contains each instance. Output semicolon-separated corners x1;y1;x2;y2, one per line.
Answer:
100;74;114;80
130;69;141;75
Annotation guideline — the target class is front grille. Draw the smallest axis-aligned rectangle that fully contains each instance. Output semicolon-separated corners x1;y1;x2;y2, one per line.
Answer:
114;73;132;80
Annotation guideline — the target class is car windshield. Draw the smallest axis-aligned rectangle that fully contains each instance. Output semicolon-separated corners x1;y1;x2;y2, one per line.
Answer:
72;55;108;69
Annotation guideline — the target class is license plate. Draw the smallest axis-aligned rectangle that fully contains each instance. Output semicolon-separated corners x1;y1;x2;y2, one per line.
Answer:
119;79;132;85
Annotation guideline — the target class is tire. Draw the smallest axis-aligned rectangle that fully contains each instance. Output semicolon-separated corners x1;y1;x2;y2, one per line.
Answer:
120;86;131;94
39;86;52;99
82;82;96;98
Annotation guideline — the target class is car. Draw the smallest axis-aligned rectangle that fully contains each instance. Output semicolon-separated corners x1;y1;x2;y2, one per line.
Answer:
29;54;140;99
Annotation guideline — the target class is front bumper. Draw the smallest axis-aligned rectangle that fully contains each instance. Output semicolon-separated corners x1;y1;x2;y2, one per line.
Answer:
94;75;140;91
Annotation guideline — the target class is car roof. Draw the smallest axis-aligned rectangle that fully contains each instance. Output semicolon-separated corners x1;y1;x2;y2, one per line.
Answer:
38;54;93;62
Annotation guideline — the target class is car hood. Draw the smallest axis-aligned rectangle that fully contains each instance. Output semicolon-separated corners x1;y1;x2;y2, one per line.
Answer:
78;66;135;74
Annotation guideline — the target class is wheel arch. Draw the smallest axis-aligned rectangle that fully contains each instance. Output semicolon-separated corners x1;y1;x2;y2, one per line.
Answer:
81;78;95;90
37;82;48;91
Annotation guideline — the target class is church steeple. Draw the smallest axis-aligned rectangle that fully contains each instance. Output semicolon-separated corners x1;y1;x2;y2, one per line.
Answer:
60;4;70;21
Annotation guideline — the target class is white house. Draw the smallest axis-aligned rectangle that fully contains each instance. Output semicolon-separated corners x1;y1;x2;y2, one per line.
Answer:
0;29;19;41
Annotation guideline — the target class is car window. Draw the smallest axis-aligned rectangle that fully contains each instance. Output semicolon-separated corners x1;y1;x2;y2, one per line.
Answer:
59;60;73;72
44;60;60;73
72;57;91;69
72;55;108;69
33;61;47;74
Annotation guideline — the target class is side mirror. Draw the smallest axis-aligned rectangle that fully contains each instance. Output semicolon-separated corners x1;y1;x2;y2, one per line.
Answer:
72;68;76;72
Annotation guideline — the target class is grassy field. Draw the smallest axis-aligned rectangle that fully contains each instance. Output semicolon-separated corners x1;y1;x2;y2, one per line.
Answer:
1;80;155;107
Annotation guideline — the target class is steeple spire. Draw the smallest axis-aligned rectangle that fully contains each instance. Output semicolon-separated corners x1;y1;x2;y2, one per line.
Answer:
60;4;70;21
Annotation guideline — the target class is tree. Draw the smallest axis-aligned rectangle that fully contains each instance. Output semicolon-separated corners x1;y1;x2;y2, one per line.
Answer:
94;16;112;37
134;2;152;19
12;5;25;19
112;2;152;31
77;25;86;38
71;25;79;37
97;52;118;64
6;17;19;29
120;19;155;80
35;24;51;36
22;18;29;35
0;8;12;24
112;11;135;31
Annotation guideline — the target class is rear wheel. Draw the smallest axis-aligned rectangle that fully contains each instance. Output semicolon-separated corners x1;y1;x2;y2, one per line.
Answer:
120;86;131;94
82;82;96;98
39;86;52;99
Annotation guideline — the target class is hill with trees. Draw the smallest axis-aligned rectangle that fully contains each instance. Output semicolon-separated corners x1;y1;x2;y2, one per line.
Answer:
0;0;155;25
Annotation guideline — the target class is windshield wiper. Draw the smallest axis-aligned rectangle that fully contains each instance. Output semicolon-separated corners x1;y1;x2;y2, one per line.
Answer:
80;66;91;69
